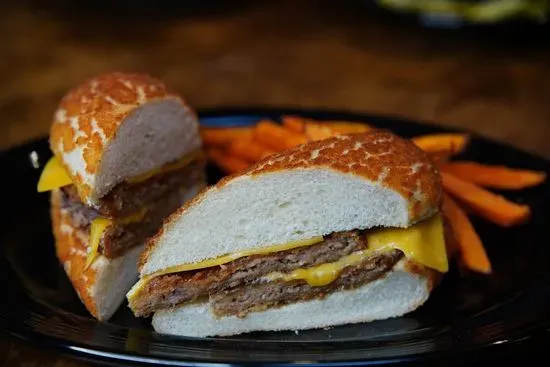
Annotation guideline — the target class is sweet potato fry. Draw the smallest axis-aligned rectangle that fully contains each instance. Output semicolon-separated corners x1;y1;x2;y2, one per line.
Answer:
282;116;306;134
319;121;373;134
442;193;492;274
254;120;308;151
305;123;334;141
441;172;531;227
207;148;250;174
228;138;276;163
412;133;470;156
440;161;547;190
283;115;373;138
201;127;254;147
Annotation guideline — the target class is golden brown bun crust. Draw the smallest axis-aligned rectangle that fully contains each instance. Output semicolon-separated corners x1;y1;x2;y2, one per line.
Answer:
50;190;99;319
245;130;442;218
139;130;442;272
49;71;188;202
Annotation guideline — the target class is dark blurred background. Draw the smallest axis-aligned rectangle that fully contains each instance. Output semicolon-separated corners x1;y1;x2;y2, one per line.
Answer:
1;0;549;159
1;1;550;366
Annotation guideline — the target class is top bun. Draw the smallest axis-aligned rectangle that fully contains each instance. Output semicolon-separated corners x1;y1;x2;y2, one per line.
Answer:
139;130;442;276
49;72;202;207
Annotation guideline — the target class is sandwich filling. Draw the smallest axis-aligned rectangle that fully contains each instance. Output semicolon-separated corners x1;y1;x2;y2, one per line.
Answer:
128;214;448;318
39;152;205;267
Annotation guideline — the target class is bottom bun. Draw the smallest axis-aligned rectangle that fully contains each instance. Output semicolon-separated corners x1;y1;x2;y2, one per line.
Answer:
152;262;437;337
51;190;143;321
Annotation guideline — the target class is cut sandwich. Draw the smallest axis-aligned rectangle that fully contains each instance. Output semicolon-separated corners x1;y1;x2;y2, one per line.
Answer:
37;72;206;321
127;130;450;337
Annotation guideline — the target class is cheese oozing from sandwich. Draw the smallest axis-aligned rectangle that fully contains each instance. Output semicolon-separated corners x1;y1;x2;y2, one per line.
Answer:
128;213;447;300
265;214;447;287
84;208;149;269
37;156;73;192
38;150;201;269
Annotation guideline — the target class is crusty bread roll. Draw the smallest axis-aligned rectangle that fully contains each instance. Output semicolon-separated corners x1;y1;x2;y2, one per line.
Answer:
49;72;202;208
130;131;447;337
51;184;204;321
151;260;439;337
139;131;442;276
42;71;206;321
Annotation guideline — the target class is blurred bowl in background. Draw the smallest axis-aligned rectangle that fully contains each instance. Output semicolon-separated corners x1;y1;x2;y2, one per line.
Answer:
371;0;549;28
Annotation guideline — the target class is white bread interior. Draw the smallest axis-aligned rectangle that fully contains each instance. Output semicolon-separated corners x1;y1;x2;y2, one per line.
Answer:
93;99;202;200
88;244;144;321
54;182;205;322
141;169;415;276
151;260;431;337
90;181;205;321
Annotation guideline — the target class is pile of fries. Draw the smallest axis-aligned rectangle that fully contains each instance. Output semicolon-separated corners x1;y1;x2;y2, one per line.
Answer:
201;115;547;275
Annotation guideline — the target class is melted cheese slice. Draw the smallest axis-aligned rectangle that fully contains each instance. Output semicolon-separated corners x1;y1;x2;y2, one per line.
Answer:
265;250;373;287
367;213;448;273
84;208;148;269
85;217;112;269
37;150;202;193
37;156;73;192
265;214;448;287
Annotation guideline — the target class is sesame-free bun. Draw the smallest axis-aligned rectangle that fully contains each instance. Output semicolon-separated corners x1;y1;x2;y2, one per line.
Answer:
139;131;442;276
49;72;202;208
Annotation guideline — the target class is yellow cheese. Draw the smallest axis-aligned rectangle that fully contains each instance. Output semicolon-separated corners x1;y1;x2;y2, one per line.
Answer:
266;214;448;287
83;208;149;269
37;156;73;192
366;213;448;273
85;217;112;269
126;150;203;184
266;250;371;286
117;207;148;225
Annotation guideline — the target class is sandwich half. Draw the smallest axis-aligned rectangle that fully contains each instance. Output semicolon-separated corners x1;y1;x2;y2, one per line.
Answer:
127;130;450;337
37;72;206;321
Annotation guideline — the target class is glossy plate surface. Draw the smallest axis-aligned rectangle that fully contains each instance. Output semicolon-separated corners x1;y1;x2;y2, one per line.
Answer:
1;108;550;366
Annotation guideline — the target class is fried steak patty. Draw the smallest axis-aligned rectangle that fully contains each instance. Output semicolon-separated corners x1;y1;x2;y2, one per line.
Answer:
211;249;402;317
58;160;205;258
59;187;190;258
63;159;205;217
130;231;404;318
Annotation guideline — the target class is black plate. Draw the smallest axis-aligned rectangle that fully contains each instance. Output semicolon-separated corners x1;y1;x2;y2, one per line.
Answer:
1;108;550;366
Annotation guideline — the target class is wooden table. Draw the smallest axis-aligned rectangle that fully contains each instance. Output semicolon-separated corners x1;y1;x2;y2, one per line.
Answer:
1;1;550;366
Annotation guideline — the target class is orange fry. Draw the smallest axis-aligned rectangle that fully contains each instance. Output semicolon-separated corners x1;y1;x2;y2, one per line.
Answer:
282;116;306;134
228;139;276;163
207;148;250;174
201;127;254;147
305;123;334;141
442;194;492;274
412;133;470;156
440;161;547;190
441;172;531;227
283;116;373;138
254;120;308;151
319;121;373;134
